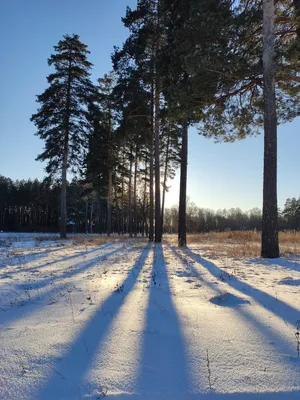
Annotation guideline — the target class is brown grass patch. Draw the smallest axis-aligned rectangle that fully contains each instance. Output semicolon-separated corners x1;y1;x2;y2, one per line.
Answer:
70;235;130;247
164;231;300;258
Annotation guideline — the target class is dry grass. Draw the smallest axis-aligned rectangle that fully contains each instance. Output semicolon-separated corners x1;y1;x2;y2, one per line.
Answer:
165;230;300;258
70;235;130;247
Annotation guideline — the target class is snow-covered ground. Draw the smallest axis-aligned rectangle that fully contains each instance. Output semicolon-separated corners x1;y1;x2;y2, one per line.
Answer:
0;236;300;399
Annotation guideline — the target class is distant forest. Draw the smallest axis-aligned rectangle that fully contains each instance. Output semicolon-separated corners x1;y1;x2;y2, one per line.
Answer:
0;176;298;234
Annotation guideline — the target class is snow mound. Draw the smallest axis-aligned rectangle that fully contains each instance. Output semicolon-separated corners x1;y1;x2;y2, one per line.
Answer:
209;292;250;307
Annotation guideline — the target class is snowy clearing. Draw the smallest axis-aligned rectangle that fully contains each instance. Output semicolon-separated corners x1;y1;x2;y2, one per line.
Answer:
0;236;300;399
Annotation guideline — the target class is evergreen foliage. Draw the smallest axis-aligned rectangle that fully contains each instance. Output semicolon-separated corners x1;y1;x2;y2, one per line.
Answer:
31;34;94;238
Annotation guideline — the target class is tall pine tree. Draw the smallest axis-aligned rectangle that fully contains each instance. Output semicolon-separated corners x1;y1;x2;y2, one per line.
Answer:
31;34;94;238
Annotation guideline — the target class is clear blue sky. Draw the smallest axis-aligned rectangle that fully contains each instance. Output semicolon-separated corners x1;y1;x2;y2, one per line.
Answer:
0;0;299;212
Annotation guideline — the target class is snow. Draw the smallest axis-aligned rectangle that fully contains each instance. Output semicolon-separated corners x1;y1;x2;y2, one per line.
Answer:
0;236;300;399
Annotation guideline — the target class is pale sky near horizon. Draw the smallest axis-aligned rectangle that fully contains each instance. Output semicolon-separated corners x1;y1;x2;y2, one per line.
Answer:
1;0;300;212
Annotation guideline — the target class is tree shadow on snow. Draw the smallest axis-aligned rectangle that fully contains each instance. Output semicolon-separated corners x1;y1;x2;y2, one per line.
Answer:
245;257;300;273
106;390;300;400
31;244;152;400
137;243;189;396
184;248;300;328
167;245;300;390
0;244;125;328
0;242;114;279
13;244;125;292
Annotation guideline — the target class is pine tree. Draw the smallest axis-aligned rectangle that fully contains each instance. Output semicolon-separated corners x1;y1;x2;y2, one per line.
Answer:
160;0;233;246
115;0;164;242
261;0;279;258
31;34;94;238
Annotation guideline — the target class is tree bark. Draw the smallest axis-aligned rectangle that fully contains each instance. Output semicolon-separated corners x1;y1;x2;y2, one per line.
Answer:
60;54;72;239
261;0;279;258
161;130;170;236
133;144;138;237
114;170;121;235
107;109;113;236
154;15;161;243
60;115;69;239
121;153;125;234
90;201;94;234
154;79;161;242
149;81;154;242
107;168;112;236
128;146;133;238
85;201;88;234
178;122;188;247
142;156;148;237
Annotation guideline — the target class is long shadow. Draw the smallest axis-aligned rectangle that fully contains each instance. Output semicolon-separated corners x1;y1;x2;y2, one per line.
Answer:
0;242;114;279
31;244;151;400
138;244;189;396
0;245;68;269
13;245;124;292
94;390;300;399
184;247;300;327
0;245;125;328
168;245;296;356
245;257;300;274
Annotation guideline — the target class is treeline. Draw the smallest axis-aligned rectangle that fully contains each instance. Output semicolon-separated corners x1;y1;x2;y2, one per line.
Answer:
28;1;300;256
1;175;300;234
164;202;300;233
0;176;155;234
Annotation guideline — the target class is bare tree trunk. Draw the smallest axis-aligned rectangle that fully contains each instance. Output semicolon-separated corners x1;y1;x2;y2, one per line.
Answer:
107;118;112;237
114;170;121;235
142;157;148;237
60;56;72;239
178;122;188;247
154;2;161;243
90;201;93;234
1;206;6;230
161;130;170;235
261;0;279;258
149;82;154;242
85;201;88;234
107;169;112;236
154;79;161;242
60;135;68;239
128;146;133;238
133;144;138;237
121;153;125;233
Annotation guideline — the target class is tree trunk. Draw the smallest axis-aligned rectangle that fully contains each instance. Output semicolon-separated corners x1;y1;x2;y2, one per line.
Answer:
261;0;279;258
114;170;121;235
161;130;170;236
107;116;113;236
85;201;88;234
142;157;148;237
128;146;133;238
60;138;68;239
1;206;6;230
178;122;188;247
60;56;72;239
149;81;154;242
107;169;112;236
133;144;138;237
154;66;161;242
121;154;125;234
90;201;94;234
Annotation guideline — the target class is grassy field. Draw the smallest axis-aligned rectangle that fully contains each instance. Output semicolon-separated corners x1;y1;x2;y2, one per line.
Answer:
165;230;300;257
